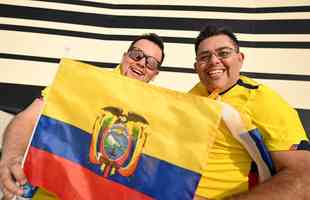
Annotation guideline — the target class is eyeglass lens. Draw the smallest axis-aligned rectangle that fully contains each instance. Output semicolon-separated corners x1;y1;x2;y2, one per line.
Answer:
128;48;159;70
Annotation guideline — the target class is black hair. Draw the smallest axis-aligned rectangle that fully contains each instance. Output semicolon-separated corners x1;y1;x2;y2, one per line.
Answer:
129;33;165;65
194;25;240;55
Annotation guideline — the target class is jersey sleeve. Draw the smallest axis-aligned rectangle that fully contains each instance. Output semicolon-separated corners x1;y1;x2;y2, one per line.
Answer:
248;85;307;151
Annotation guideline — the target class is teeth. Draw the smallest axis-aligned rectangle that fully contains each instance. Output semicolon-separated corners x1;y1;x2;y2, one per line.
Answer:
132;68;143;75
208;70;223;75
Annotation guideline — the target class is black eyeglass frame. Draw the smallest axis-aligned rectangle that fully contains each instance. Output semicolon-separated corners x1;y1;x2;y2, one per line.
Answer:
127;47;161;71
196;47;238;64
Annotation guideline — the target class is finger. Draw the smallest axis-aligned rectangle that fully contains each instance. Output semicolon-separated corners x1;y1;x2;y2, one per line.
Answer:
0;164;10;182
0;166;15;189
0;163;23;196
1;172;23;196
2;187;15;200
10;162;27;185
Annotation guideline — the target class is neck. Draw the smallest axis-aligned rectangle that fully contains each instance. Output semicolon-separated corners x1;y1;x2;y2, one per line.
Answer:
207;81;240;95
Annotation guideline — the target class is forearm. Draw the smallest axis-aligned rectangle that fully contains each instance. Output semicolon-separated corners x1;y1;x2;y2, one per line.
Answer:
228;169;305;200
228;151;310;200
0;99;44;198
1;115;35;161
1;99;44;162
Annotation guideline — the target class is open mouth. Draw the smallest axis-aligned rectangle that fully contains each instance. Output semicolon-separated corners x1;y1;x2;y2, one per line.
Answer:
126;66;145;80
131;67;144;76
208;69;224;78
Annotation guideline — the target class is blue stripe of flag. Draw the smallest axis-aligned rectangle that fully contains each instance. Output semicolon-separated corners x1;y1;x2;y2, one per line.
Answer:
249;129;276;175
31;115;200;200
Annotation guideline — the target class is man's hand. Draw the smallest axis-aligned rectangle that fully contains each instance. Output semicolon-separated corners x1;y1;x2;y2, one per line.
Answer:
0;99;44;199
0;157;26;199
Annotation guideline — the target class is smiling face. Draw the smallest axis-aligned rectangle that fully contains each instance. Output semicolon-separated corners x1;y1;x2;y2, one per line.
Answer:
194;34;244;93
120;39;162;83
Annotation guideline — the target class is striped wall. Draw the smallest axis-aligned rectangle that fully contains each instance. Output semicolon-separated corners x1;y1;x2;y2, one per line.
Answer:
0;1;309;137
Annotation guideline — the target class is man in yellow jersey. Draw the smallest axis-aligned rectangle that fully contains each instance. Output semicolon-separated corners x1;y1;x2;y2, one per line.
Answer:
0;33;165;200
191;25;310;200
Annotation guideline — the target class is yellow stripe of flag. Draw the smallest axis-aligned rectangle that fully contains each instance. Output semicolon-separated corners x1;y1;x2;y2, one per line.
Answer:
43;58;223;173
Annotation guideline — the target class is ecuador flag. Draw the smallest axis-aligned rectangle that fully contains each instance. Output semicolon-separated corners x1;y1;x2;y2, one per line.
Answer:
23;58;225;200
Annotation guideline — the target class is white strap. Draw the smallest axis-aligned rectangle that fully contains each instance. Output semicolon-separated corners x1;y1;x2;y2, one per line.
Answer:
221;103;272;183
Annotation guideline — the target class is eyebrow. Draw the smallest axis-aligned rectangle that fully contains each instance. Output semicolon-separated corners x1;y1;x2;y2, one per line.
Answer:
197;46;233;56
132;47;161;64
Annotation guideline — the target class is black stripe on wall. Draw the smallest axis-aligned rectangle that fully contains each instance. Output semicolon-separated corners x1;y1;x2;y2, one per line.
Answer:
0;53;117;68
0;83;44;114
0;82;309;135
35;0;310;13
162;66;310;81
1;24;310;49
298;109;310;135
1;53;310;81
0;4;310;34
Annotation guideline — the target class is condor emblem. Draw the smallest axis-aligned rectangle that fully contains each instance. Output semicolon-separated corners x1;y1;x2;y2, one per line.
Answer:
89;106;149;177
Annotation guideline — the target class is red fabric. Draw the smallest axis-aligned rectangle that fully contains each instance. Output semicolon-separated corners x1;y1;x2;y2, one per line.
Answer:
24;147;154;200
248;171;259;190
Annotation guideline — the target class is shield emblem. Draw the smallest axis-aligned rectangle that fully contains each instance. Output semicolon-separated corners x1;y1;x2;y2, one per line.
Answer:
89;107;148;177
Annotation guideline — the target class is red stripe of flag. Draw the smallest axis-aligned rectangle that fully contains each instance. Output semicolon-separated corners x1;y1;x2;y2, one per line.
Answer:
24;147;154;200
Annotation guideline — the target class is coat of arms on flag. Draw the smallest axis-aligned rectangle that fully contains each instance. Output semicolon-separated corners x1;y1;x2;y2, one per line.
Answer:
89;106;149;177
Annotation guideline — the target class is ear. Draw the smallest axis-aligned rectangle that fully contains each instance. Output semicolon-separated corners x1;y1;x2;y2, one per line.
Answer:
150;70;159;82
238;52;245;62
148;70;159;83
122;52;127;59
120;52;127;74
238;52;245;69
194;62;198;73
121;52;126;63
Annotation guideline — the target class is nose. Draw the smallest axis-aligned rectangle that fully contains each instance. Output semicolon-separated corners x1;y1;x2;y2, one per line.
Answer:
136;57;147;68
209;53;221;64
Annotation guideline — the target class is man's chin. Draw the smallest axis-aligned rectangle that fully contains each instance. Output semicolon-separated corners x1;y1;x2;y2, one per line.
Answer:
126;73;145;81
205;80;225;92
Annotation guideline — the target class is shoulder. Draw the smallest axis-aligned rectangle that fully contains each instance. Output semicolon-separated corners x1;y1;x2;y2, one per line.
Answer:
237;76;289;109
240;77;307;150
241;76;292;111
238;76;260;90
220;76;259;112
188;82;209;97
241;76;298;122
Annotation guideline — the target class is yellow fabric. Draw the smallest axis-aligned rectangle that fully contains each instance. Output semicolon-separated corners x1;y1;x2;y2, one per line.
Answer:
32;188;58;200
41;64;122;99
34;59;226;199
190;75;308;199
44;58;219;172
35;62;123;200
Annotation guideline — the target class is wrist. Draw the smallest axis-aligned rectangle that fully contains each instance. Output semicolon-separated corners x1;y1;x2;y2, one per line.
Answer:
0;155;23;165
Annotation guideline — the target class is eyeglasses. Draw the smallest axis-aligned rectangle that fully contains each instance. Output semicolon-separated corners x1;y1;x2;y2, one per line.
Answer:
127;47;160;71
196;47;237;64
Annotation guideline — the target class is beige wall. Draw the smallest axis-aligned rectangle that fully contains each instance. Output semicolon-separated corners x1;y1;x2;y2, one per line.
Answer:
0;111;13;148
1;1;309;142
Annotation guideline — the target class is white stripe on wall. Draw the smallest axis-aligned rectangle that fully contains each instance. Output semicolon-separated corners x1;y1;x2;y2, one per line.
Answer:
1;1;310;20
61;0;310;8
2;30;309;75
2;17;310;42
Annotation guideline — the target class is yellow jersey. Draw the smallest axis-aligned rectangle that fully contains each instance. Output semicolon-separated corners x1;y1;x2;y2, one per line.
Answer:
190;75;307;199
